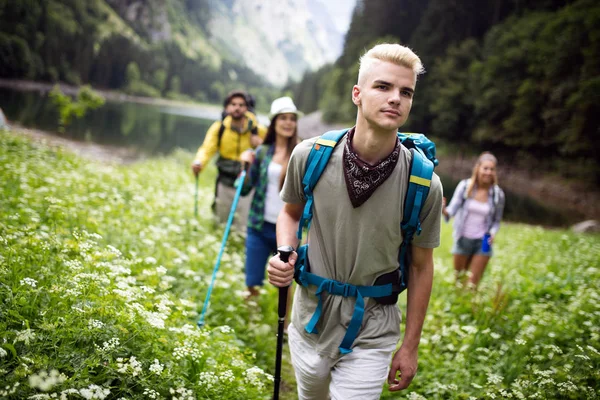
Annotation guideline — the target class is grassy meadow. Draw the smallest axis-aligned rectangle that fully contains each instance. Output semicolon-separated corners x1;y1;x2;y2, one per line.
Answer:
0;130;598;399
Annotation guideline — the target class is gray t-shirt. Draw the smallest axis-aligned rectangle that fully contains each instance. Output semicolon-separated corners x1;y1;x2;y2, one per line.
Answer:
281;135;443;357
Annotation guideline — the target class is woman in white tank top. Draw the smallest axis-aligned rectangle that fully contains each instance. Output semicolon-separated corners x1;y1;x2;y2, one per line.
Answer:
442;152;505;287
240;97;302;303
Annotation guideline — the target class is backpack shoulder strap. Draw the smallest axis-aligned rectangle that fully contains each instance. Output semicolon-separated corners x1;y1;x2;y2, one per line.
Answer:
459;178;471;208
217;122;226;150
397;148;435;290
492;184;500;206
248;118;259;136
401;149;434;236
463;179;471;199
297;129;349;240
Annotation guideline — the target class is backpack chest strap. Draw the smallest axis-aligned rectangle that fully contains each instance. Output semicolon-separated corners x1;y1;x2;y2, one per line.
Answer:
295;264;393;354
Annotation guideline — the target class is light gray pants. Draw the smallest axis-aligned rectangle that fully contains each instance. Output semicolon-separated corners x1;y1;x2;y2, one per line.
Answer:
214;181;251;232
288;323;396;400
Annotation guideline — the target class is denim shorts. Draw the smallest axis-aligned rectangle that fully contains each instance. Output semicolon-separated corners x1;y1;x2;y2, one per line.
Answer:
451;236;493;257
244;222;278;287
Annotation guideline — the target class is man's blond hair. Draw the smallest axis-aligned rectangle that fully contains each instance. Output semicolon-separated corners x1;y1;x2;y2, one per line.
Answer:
358;43;425;84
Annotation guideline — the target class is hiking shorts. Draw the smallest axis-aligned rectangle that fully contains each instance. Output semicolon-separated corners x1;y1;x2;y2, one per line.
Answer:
288;323;396;400
214;181;251;231
451;236;493;257
244;222;277;287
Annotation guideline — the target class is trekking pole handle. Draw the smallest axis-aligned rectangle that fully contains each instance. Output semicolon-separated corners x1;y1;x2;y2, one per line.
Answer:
277;245;294;318
278;245;293;263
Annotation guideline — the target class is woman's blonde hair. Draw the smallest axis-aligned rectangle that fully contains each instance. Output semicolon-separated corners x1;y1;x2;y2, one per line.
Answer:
358;43;425;84
466;152;498;198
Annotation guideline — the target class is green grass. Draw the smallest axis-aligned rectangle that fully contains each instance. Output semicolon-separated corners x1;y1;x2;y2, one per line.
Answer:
0;130;598;399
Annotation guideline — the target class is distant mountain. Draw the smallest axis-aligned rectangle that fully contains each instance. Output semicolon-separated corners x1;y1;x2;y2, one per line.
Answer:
208;0;344;86
0;0;345;107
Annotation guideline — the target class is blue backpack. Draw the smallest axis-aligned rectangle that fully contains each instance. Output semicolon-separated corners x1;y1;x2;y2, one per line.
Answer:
294;129;438;354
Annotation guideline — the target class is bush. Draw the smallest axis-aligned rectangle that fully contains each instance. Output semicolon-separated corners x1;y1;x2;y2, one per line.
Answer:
49;85;105;131
0;33;34;78
124;81;161;98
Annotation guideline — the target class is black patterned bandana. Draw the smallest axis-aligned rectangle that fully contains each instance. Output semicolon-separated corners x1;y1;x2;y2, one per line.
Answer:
343;128;400;208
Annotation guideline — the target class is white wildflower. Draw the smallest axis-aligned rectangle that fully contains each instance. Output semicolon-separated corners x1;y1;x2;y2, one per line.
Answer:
156;266;167;275
142;311;166;329
149;359;164;375
142;389;161;399
487;372;503;385
173;342;203;361
144;257;157;265
95;338;120;353
574;354;590;361
198;371;219;390
169;386;195;400
116;356;142;376
20;278;38;288
105;245;121;256
142;238;155;247
461;325;478;334
216;325;234;334
533;370;553;378
88;320;104;330
586;345;600;355
16;329;36;345
168;324;200;338
557;381;577;394
28;369;67;392
78;384;110;399
243;366;272;390
179;299;196;308
219;370;235;384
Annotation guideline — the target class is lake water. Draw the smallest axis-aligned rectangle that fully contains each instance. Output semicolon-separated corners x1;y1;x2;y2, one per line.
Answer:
0;87;215;155
0;87;580;226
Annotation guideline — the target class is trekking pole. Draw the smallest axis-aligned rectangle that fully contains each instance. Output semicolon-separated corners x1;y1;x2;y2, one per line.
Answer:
197;167;247;328
194;174;199;217
273;245;293;400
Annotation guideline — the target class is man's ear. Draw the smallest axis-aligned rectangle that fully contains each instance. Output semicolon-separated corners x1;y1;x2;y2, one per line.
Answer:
352;85;361;106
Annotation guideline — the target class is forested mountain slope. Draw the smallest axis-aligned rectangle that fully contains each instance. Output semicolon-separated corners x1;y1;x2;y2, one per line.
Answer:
0;0;342;107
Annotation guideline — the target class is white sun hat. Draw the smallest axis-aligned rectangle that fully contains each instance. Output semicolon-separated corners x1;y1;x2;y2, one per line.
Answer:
269;96;304;119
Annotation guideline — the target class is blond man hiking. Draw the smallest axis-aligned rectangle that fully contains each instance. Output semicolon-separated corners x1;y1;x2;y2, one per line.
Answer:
267;43;443;399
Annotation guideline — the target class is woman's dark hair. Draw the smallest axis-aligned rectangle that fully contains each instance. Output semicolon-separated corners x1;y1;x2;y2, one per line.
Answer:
264;113;299;189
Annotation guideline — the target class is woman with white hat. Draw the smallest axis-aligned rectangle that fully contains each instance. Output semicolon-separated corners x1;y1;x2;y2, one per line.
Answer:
240;97;303;298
